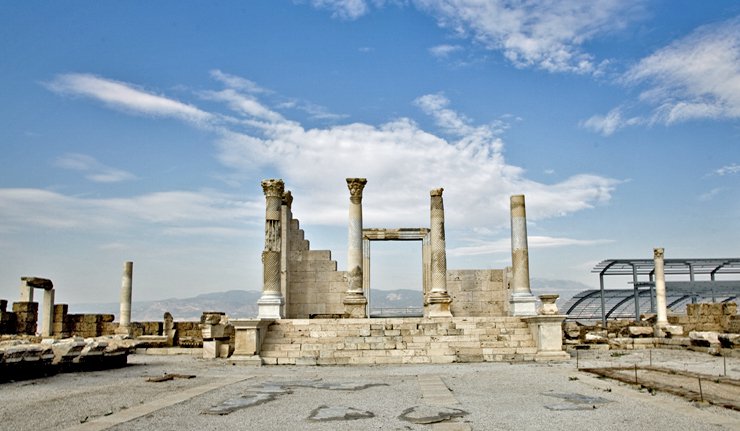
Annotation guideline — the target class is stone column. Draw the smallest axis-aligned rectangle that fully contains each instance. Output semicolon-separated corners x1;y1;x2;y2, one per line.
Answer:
509;195;536;316
258;179;286;319
426;188;452;317
280;191;292;318
19;278;34;302
41;289;54;337
116;261;133;335
344;178;368;318
654;247;668;325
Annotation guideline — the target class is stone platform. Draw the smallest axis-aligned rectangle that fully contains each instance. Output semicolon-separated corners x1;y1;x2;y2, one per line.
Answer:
258;316;538;365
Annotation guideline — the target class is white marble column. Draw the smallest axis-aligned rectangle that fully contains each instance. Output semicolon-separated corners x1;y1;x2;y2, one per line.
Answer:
19;278;34;302
654;247;668;325
41;289;54;337
509;195;536;316
116;261;133;335
344;178;368;318
426;188;453;317
258;179;286;319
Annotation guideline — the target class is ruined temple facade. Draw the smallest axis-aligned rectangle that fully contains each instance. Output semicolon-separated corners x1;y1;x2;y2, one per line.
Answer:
255;178;537;320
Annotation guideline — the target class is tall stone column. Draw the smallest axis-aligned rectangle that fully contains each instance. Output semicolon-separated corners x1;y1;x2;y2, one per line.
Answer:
116;261;133;335
258;179;286;319
344;178;368;318
41;289;54;337
509;195;536;316
426;188;452;317
654;248;668;325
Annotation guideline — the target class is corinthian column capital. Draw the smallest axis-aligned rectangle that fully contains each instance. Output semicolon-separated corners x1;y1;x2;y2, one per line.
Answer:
347;178;367;204
654;247;664;260
261;179;285;198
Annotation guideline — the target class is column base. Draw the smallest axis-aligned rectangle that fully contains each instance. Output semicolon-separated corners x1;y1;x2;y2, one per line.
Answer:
343;293;367;318
114;326;131;336
425;292;453;318
509;293;537;316
257;294;285;320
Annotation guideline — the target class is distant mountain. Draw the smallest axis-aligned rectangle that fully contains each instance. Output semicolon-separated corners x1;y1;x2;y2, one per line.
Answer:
72;290;261;321
69;278;594;322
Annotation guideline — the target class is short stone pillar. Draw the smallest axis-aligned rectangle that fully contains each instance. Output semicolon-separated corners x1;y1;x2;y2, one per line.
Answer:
163;312;176;347
20;277;54;337
258;179;286;319
523;294;569;361
344;178;368;318
201;312;233;358
116;261;133;335
231;319;274;364
509;195;536;316
653;248;683;337
426;188;453;317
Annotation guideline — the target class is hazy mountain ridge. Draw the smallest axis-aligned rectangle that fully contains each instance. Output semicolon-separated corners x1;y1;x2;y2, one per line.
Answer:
70;279;593;321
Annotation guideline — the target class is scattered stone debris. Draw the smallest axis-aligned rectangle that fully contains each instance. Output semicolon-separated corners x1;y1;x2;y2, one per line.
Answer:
543;392;611;411
309;405;375;421
398;406;468;424
146;373;196;382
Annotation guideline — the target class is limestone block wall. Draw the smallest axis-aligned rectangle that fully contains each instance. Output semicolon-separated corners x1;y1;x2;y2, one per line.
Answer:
64;314;116;337
674;302;738;333
0;299;17;334
446;270;506;317
286;218;347;318
12;302;38;335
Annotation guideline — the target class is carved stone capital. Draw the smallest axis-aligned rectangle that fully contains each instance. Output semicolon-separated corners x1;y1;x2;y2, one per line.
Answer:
430;188;444;197
347;178;367;204
654;247;664;260
261;179;285;198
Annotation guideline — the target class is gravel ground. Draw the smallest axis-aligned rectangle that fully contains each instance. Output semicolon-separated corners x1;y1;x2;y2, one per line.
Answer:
1;349;739;431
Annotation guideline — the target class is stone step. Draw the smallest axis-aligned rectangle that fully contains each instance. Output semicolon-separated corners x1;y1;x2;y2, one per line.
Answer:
258;317;538;364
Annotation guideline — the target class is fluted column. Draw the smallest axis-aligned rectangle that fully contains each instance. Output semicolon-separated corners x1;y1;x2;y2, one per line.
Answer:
344;178;368;318
509;195;536;316
258;179;285;319
116;261;133;335
426;188;452;317
654;247;668;325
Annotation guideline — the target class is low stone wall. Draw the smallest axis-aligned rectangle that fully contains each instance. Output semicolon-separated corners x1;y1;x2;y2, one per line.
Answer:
63;314;116;338
673;302;738;333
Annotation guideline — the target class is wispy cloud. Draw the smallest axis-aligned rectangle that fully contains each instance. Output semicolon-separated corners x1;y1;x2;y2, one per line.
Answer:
699;187;723;202
713;163;740;176
42;72;619;232
449;236;614;257
584;16;740;135
54;153;137;183
414;0;634;74
45;74;215;126
309;0;370;20
429;44;463;59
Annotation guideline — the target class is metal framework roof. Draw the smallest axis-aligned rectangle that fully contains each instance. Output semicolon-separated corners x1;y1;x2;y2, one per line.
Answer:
579;258;740;325
592;258;740;276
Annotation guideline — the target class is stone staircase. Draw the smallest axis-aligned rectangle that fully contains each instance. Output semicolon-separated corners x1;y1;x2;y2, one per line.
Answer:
259;317;537;365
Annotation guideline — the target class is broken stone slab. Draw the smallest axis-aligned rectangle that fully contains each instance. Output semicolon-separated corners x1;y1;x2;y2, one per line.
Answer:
21;277;53;290
398;406;468;424
718;333;740;349
309;405;374;421
202;393;277;415
627;326;654;337
584;331;608;344
689;331;720;347
563;321;581;339
42;337;86;365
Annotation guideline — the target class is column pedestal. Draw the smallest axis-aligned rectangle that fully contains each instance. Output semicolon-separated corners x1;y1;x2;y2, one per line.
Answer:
522;315;570;361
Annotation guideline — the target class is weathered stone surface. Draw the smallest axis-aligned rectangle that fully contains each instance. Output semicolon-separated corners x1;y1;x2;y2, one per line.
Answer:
718;333;740;349
21;277;53;290
584;331;608;344
309;405;374;421
627;326;653;337
543;392;611;411
689;331;720;347
563;321;581;339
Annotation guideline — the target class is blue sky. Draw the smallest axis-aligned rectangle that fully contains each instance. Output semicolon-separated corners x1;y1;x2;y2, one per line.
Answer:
1;1;739;305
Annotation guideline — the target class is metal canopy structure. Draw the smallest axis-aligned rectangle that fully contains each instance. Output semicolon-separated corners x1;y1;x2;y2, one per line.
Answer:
587;258;740;326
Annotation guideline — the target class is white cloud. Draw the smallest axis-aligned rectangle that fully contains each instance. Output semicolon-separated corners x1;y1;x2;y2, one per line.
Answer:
714;163;740;176
449;236;614;257
54;153;137;183
585;16;740;134
46;73;215;126
429;44;463;58
43;72;619;236
698;187;723;202
309;0;370;20
209;70;269;94
414;0;634;74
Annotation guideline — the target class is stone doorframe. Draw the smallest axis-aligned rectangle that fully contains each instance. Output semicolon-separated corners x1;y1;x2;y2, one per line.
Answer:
362;228;431;316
